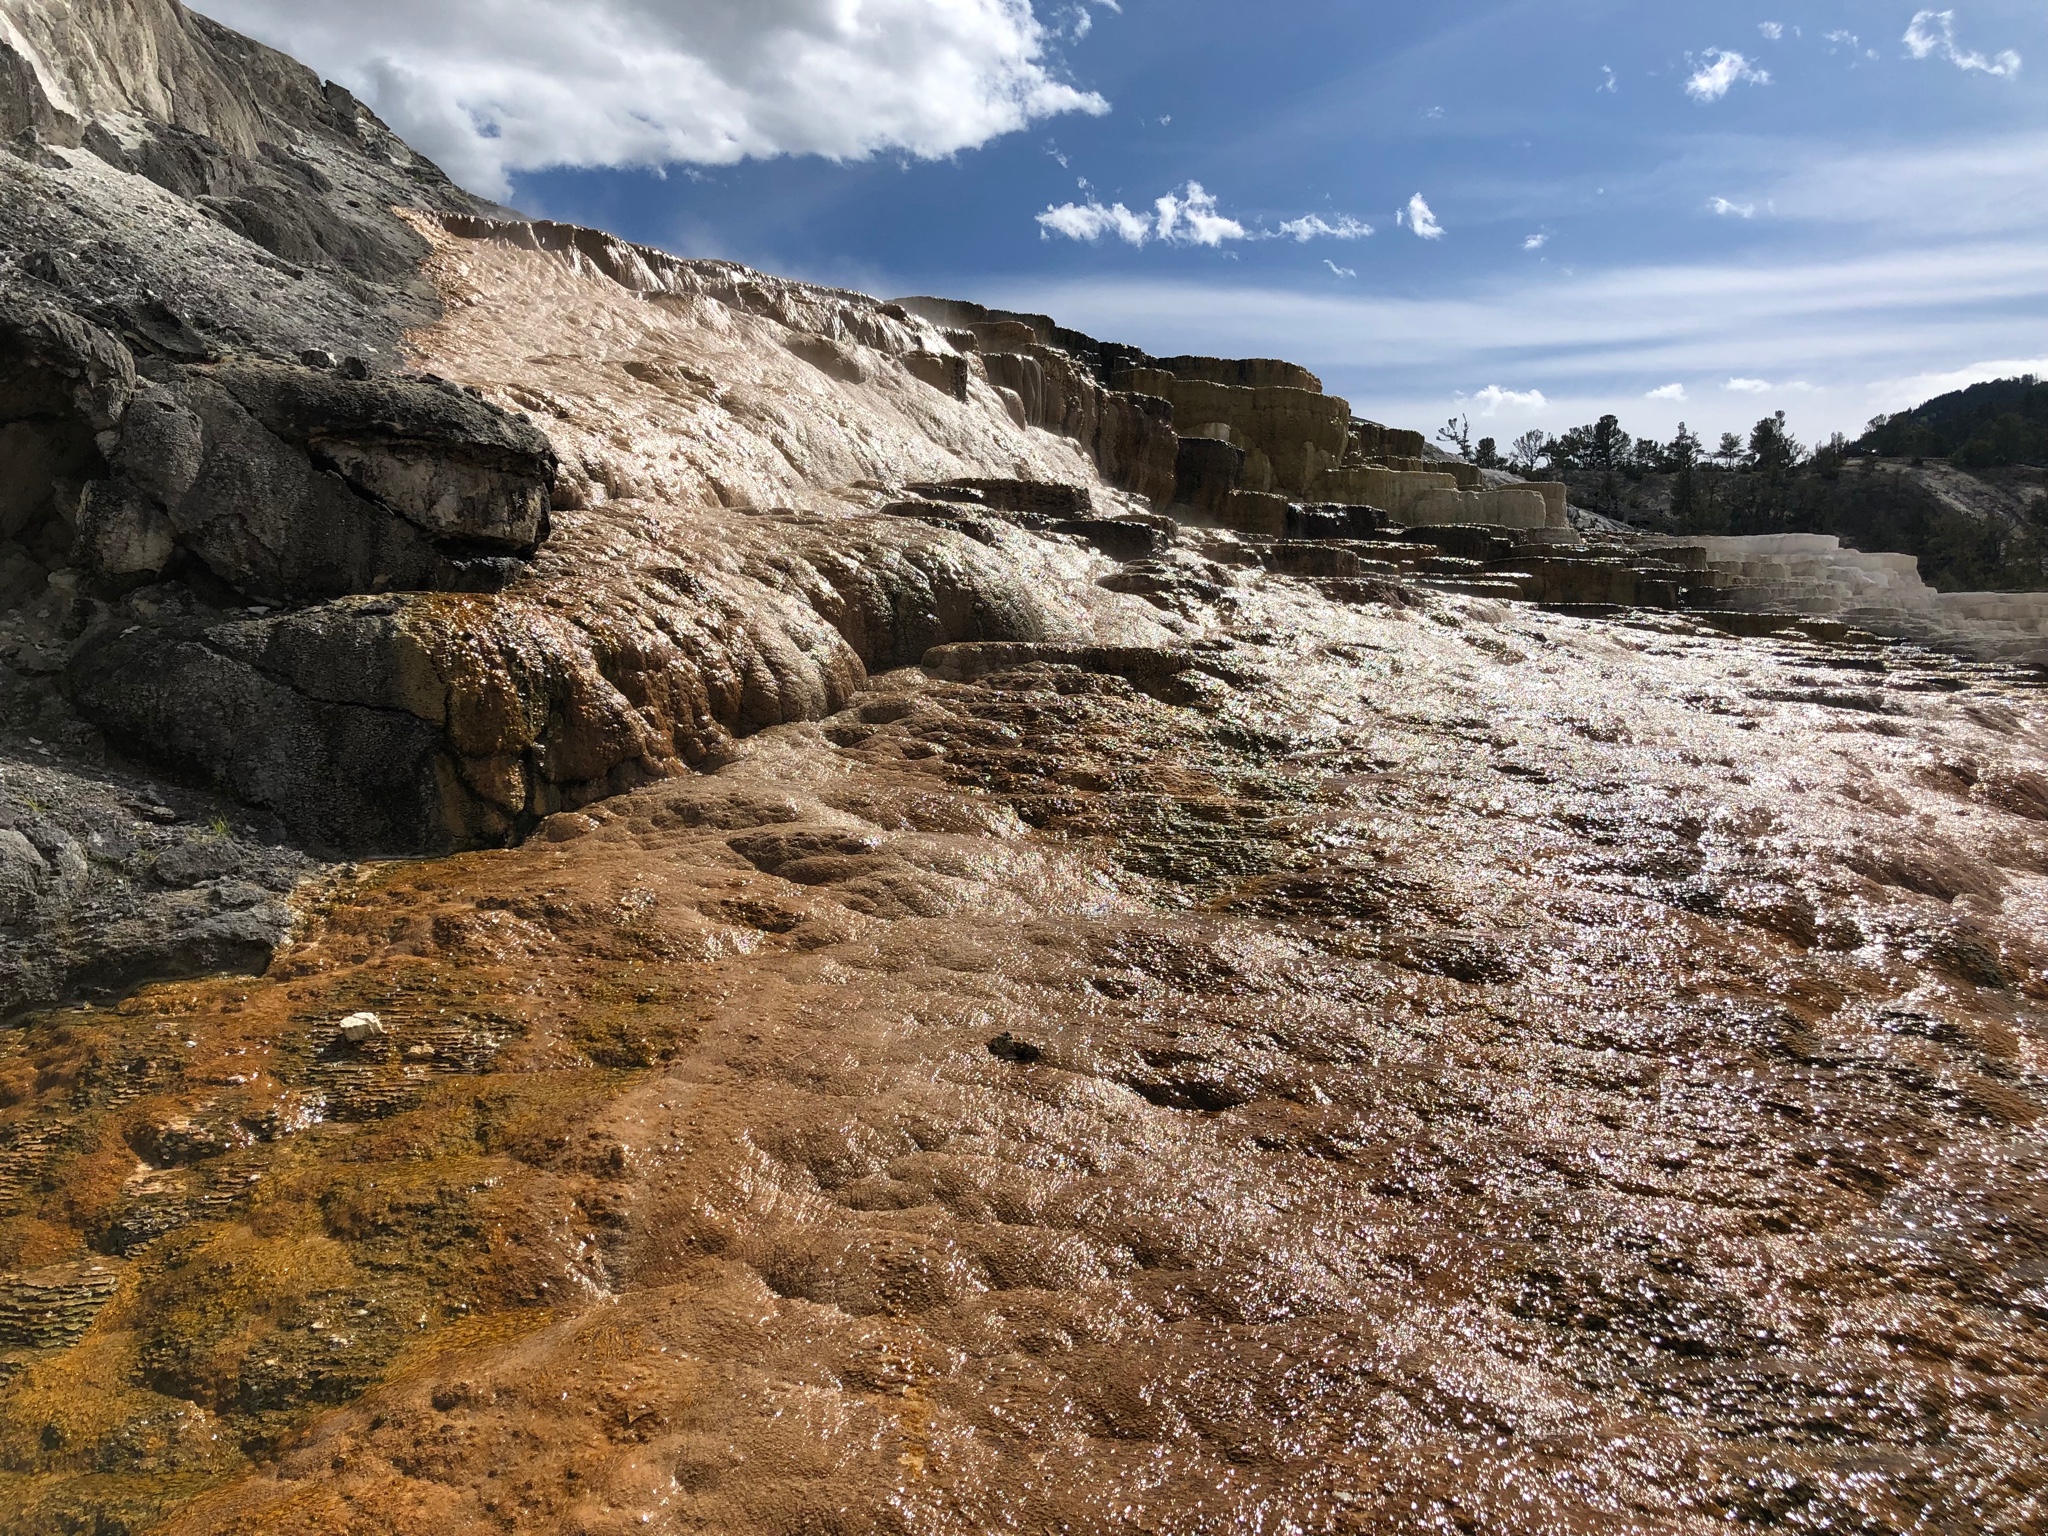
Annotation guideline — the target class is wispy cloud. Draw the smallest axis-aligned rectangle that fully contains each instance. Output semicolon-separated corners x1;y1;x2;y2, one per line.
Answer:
1686;49;1771;101
1598;65;1617;93
1726;378;1815;394
1709;197;1756;218
1646;383;1687;401
1400;193;1445;240
1904;10;2021;75
1523;233;1549;250
1758;21;1783;41
1323;259;1357;279
995;237;2047;441
1278;214;1375;242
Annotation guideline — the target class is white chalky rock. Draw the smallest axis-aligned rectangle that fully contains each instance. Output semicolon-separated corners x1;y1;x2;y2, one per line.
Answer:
337;1012;386;1044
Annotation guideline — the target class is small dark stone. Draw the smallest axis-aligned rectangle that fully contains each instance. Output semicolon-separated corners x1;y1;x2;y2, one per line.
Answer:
987;1033;1044;1064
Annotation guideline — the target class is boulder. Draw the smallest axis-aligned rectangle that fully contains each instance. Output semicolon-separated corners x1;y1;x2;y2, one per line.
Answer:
62;362;558;602
211;361;556;551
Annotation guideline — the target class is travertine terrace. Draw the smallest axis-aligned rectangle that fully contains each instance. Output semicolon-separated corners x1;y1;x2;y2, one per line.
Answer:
0;4;2045;1535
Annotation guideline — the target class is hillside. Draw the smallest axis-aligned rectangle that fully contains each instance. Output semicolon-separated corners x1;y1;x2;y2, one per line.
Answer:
1;5;2046;1536
1864;374;2048;467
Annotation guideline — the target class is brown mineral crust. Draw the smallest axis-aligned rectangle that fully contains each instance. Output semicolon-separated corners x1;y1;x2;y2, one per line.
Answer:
3;578;2045;1535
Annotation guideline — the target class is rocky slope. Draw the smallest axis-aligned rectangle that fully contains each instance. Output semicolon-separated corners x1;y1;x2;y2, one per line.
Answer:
0;4;2045;1535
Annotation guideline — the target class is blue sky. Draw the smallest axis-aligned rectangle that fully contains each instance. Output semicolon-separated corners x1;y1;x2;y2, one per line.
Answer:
202;0;2047;449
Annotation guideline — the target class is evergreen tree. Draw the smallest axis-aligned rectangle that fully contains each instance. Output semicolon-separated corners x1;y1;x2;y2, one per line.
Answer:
1748;411;1803;473
1666;423;1703;524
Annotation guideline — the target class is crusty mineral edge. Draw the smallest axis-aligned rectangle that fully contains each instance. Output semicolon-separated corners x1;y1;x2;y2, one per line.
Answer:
1;228;2045;1536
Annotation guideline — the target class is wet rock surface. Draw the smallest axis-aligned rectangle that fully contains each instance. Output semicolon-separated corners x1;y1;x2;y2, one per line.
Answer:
0;576;2042;1534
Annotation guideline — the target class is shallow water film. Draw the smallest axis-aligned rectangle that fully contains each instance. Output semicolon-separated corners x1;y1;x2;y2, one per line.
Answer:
3;586;2045;1535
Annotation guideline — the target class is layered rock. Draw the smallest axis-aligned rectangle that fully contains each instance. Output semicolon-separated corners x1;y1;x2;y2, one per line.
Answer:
1111;367;1351;497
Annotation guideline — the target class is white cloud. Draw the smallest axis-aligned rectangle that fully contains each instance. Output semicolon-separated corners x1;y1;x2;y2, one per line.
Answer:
1466;385;1548;415
1709;197;1756;218
1904;10;2021;75
1154;182;1246;246
1869;356;2048;413
1323;260;1357;279
1759;21;1784;41
1038;181;1253;247
1402;193;1445;240
1524;233;1549;250
1646;383;1688;401
1037;198;1152;244
1278;214;1375;242
191;0;1109;198
1599;65;1618;93
1686;49;1771;101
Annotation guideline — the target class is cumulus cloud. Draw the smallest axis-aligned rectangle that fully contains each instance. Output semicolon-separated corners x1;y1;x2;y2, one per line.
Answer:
1709;197;1756;218
1154;183;1247;246
1904;10;2021;76
1646;383;1688;401
1401;194;1445;240
1467;385;1548;415
1524;233;1549;250
1278;214;1375;242
1036;198;1153;244
1686;49;1771;101
1758;21;1784;41
192;0;1110;198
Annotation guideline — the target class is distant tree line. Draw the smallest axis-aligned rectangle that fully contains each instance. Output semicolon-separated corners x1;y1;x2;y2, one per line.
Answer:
1471;379;2048;592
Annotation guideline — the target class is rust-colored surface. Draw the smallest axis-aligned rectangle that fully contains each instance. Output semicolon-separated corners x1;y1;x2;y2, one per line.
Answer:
3;588;2045;1534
